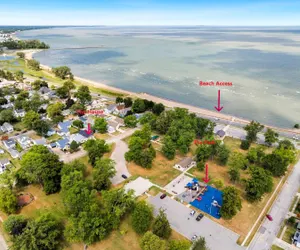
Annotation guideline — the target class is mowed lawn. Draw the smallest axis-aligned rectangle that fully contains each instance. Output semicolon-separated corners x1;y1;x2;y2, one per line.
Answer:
127;151;182;187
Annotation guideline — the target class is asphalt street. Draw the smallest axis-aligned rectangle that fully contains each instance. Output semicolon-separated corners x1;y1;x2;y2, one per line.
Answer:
247;160;300;250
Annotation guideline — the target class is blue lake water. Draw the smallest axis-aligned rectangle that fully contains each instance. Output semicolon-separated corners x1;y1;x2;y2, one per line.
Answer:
18;26;300;128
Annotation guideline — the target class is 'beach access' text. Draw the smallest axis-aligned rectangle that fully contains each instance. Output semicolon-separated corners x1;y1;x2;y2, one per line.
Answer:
199;81;233;86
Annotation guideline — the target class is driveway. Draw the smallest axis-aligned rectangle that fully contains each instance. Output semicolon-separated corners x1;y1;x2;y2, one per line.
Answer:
247;160;300;250
148;194;244;250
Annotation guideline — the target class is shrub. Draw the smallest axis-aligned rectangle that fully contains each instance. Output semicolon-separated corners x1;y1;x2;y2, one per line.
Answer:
196;161;205;171
212;179;224;189
240;140;250;150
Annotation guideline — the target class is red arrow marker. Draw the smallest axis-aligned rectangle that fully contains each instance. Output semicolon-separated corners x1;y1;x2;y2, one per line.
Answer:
203;164;210;183
214;90;224;112
86;123;92;135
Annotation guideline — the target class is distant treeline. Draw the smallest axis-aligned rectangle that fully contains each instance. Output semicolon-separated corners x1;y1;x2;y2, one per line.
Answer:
0;26;57;33
0;39;50;49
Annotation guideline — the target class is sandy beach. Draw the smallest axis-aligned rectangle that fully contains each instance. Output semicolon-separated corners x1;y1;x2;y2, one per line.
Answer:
21;49;300;135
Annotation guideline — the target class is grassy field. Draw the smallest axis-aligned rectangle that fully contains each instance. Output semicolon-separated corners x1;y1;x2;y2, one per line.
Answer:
271;245;284;250
94;132;111;140
46;134;62;143
148;186;163;196
289;196;298;212
127;151;182;187
282;223;296;244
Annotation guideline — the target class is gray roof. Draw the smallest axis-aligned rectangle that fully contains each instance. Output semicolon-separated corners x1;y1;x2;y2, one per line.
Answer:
33;138;47;145
1;122;13;132
7;148;20;158
176;157;194;168
106;104;117;111
70;133;86;144
216;129;226;137
0;158;10;166
58;120;72;133
56;138;70;149
3;138;16;148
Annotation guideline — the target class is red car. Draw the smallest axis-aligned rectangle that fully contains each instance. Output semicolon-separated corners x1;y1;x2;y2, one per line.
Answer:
266;214;273;221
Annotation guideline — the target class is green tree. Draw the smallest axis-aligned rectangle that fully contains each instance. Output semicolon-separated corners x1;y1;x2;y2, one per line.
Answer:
228;152;248;170
63;80;75;98
162;135;176;160
294;124;300;129
139;112;157;125
31;79;48;90
56;86;69;99
244;121;264;143
19;145;63;194
152;103;165;115
23;110;40;129
3;215;27;236
32;120;50;136
132;99;146;113
75;85;91;105
0;109;15;124
169;240;191;250
72;119;84;128
278;139;295;150
240;140;250;150
16;52;25;59
152;209;171;239
132;201;153;234
220;186;242;219
264;128;279;146
195;143;212;162
70;140;80;153
11;213;63;250
93;118;108;133
52;66;73;80
83;139;110;166
124;114;138;128
124;97;133;107
116;96;124;104
191;237;209;250
215;144;230;165
27;59;40;70
0;187;17;214
92;158;116;191
140;231;168;250
47;102;64;123
14;70;24;82
228;166;240;183
246;167;273;202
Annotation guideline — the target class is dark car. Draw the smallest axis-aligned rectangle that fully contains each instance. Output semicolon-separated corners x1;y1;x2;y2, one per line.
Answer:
121;174;128;179
196;213;204;221
266;214;273;221
160;193;167;199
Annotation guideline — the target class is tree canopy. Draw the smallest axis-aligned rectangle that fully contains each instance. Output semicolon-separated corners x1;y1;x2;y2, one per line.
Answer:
92;158;116;191
152;209;172;239
75;85;91;105
220;186;242;219
132;201;153;234
0;187;17;214
264;128;279;146
244;120;264;143
140;231;168;250
52;66;74;80
83;139;110;166
93;118;108;133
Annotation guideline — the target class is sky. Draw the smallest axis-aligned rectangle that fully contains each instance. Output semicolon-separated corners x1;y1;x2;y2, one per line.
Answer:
1;0;300;26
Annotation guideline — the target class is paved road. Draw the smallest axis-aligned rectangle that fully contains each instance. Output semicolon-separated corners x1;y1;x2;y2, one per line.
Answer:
0;234;7;250
247;160;300;250
149;194;244;250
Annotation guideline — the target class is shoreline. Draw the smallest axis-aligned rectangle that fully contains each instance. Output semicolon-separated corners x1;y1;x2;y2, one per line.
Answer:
20;49;300;135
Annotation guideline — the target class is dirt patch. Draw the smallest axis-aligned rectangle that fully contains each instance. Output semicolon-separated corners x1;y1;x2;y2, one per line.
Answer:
17;193;34;207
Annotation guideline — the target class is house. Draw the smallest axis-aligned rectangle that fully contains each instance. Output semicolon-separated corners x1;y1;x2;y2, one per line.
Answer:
57;120;72;136
62;109;71;116
69;133;88;144
114;117;125;126
17;135;32;149
293;231;300;247
134;113;144;120
78;129;93;139
107;120;118;134
215;129;226;139
56;138;70;151
0;148;4;154
3;138;16;149
7;148;20;159
174;157;196;170
33;138;47;146
118;107;131;117
0;122;14;133
14;109;26;118
1;103;14;109
39;87;50;95
0;158;10;174
112;104;125;115
105;104;117;114
46;129;56;137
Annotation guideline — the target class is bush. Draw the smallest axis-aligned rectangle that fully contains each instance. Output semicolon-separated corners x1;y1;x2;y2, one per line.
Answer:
212;179;224;189
196;161;205;171
240;140;250;150
294;124;300;129
287;216;296;225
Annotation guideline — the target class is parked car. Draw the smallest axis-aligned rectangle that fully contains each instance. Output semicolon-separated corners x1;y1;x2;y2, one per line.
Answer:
121;174;128;179
196;213;204;221
266;214;273;221
160;193;167;199
191;235;198;241
190;210;196;216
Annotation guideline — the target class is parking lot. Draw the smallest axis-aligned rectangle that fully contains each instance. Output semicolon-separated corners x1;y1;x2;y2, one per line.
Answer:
148;194;245;250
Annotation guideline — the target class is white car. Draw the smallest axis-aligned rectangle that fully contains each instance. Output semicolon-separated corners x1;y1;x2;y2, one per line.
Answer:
191;235;198;241
190;210;196;216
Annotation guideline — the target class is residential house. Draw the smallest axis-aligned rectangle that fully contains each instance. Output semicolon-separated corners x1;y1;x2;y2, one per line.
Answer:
39;87;51;95
174;157;196;170
78;129;93;140
0;148;4;154
56;138;70;151
3;138;16;149
46;129;56;137
112;104;125;115
14;109;26;118
7;148;20;159
33;138;47;146
0;122;14;133
107;120;118;134
118;107;131;117
1;103;14;109
114;117;125;126
0;158;10;174
62;109;71;116
69;133;88;144
17;135;32;149
105;104;117;114
57;120;72;136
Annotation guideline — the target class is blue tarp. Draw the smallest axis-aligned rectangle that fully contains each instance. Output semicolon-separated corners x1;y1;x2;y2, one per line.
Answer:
192;178;199;183
190;185;223;219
